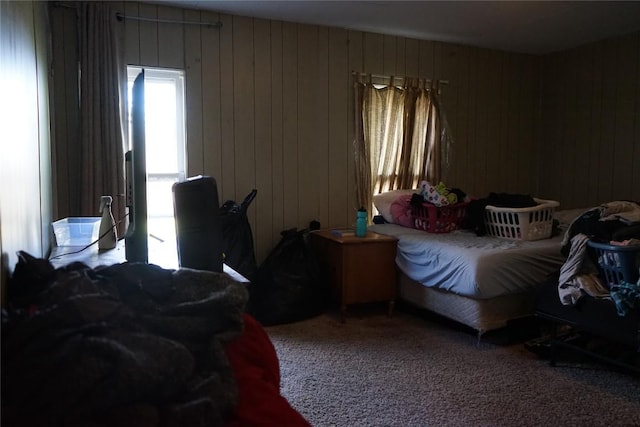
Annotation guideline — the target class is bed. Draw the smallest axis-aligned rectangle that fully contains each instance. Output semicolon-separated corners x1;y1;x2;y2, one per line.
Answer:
368;191;583;336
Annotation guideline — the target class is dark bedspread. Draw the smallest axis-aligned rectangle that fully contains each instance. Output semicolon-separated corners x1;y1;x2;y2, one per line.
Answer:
2;252;249;427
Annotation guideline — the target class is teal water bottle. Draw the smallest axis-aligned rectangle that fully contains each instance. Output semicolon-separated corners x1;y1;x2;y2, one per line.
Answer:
356;208;367;237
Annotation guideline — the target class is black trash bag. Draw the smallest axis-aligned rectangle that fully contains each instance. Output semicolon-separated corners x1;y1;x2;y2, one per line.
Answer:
220;189;258;281
247;227;328;326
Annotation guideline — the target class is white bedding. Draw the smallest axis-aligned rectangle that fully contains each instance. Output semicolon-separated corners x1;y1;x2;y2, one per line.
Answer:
369;223;567;299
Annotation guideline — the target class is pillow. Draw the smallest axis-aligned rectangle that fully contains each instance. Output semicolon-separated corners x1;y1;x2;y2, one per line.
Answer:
372;189;416;223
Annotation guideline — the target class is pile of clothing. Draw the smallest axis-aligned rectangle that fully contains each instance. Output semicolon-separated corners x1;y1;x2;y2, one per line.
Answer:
558;201;640;315
2;252;248;427
415;180;468;207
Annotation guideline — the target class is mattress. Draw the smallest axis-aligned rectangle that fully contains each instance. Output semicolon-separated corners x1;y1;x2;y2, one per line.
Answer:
369;223;566;299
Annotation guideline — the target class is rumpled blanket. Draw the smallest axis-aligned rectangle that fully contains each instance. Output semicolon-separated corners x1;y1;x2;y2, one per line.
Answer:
2;251;249;427
600;200;640;224
561;201;640;256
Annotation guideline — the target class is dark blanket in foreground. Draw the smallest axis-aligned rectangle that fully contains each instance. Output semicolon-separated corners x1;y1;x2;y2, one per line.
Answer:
2;252;249;427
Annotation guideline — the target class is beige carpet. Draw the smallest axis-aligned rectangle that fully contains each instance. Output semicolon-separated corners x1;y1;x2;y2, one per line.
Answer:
265;307;640;427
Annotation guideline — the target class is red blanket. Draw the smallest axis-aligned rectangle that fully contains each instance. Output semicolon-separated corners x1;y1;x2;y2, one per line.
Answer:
225;314;311;426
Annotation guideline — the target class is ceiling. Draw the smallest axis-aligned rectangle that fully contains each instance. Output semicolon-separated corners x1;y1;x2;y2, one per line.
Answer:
153;1;640;54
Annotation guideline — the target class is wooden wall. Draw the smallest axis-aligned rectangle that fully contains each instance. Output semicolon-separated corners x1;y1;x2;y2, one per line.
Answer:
538;32;640;208
49;2;640;263
0;1;52;285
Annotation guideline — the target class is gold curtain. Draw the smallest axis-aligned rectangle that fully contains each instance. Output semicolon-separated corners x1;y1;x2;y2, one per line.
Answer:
354;74;450;219
78;2;127;235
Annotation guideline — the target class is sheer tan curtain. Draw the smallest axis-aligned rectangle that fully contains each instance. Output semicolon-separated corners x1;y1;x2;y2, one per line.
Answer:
399;80;443;187
78;2;126;235
354;75;405;215
354;74;450;218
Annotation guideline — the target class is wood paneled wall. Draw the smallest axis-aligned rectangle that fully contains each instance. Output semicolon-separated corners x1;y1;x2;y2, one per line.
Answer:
0;1;52;284
49;2;640;263
538;32;640;208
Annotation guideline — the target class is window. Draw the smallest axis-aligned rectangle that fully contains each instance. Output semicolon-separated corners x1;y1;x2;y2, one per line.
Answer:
127;66;186;266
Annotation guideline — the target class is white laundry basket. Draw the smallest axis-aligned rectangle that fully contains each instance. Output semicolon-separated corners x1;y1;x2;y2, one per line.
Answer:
484;198;559;241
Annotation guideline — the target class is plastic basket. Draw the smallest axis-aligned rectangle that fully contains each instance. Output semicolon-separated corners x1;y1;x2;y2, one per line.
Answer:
587;240;640;289
412;202;468;233
484;198;559;241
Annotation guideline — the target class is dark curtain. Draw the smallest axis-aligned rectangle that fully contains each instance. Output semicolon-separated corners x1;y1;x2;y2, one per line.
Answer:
78;2;126;236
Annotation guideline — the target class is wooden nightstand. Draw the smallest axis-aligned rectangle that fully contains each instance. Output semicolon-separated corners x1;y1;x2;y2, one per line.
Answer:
309;229;398;321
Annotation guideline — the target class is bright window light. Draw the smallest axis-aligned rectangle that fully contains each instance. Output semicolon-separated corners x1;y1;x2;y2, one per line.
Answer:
127;66;186;267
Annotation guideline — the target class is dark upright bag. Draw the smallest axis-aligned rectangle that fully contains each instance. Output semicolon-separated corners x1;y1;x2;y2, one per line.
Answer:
219;189;258;281
247;227;328;326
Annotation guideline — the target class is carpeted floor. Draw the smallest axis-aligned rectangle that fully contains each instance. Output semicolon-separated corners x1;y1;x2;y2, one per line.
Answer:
265;306;640;427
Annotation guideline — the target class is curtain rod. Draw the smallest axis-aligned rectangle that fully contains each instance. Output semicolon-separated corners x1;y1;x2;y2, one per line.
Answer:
352;71;448;86
53;2;222;28
115;13;222;28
